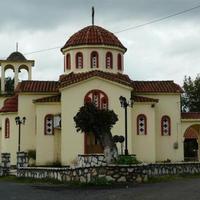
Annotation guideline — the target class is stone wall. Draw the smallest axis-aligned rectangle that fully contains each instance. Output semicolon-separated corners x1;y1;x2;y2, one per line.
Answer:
17;162;200;183
77;154;106;167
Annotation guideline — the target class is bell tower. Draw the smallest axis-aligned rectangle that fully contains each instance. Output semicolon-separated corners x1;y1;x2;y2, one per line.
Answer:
0;51;34;93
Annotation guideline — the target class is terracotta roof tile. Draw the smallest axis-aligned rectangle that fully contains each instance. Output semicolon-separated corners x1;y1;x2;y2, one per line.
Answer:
33;95;61;103
0;95;18;113
132;81;183;93
59;70;133;88
61;25;127;51
181;112;200;119
133;95;159;103
15;81;59;93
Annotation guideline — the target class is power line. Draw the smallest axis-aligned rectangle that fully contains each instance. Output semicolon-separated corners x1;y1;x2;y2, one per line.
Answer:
18;3;200;56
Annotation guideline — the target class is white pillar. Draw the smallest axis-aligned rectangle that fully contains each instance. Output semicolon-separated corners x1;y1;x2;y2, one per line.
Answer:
1;67;5;93
14;68;19;89
28;67;32;80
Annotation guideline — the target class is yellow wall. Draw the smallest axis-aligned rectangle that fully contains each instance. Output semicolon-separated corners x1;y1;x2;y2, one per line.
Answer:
61;78;132;165
132;103;156;163
1;113;18;165
35;103;61;165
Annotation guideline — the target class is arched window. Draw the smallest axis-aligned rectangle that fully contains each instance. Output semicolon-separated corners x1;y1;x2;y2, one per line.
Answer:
106;52;113;69
137;114;147;135
90;51;99;68
5;118;10;138
84;90;108;109
117;54;122;70
65;54;71;70
161;115;171;136
76;52;83;69
44;114;54;135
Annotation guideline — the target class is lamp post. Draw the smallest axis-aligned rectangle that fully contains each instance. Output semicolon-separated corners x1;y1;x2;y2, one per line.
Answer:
15;116;26;152
119;96;134;155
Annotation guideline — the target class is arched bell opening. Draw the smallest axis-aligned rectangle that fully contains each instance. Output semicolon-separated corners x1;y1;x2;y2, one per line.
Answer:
4;65;15;94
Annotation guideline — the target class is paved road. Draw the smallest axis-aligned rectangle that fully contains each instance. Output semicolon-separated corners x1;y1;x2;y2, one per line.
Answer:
0;178;200;200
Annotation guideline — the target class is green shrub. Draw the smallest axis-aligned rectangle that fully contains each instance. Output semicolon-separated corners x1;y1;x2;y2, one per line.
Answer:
115;155;140;165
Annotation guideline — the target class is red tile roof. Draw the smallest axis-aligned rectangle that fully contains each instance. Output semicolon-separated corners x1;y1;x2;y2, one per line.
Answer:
133;95;159;103
0;95;18;113
15;81;59;93
33;95;61;103
181;112;200;119
132;81;183;93
59;70;133;88
61;25;127;51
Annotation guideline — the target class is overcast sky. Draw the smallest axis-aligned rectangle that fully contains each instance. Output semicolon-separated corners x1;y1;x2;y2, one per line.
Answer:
0;0;200;85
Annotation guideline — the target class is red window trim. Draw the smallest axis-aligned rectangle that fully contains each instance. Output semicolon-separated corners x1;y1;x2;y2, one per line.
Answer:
137;114;147;135
44;114;54;135
106;52;113;69
117;53;122;70
76;52;83;69
90;51;99;68
161;115;171;136
5;118;10;138
65;54;71;70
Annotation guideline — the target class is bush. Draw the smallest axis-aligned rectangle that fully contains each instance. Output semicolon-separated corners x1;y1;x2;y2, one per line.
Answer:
115;155;140;165
27;150;36;160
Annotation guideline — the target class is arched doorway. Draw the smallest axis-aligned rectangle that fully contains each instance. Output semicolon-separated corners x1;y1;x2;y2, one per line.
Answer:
84;89;108;154
184;126;199;161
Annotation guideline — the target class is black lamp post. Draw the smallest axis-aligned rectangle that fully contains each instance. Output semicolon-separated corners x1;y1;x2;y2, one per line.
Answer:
15;116;26;152
119;96;134;155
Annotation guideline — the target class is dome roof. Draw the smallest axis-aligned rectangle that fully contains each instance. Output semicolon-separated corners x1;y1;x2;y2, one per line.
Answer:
7;51;27;62
61;25;127;51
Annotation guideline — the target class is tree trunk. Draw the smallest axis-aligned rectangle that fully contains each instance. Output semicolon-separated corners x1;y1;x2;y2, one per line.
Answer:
100;131;118;164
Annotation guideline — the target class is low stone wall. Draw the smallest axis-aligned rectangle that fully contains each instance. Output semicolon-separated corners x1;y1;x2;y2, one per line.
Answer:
77;154;106;167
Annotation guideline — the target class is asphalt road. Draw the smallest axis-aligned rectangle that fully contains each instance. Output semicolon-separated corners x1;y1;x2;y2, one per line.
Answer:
0;178;200;200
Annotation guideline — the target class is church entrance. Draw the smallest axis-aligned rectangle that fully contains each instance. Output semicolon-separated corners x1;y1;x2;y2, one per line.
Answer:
184;126;199;161
84;89;108;154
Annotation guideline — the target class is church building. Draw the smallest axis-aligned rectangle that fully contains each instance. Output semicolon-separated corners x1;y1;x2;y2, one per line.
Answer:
0;22;199;166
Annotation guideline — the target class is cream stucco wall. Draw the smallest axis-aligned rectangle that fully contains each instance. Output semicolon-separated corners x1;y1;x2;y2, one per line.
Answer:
61;77;132;165
35;103;61;165
63;46;124;74
132;103;156;163
138;94;183;162
1;113;18;165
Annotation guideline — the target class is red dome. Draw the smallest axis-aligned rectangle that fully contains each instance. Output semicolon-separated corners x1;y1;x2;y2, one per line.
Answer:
61;25;127;51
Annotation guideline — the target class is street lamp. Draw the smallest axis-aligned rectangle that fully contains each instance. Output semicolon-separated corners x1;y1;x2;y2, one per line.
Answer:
15;116;26;152
119;96;134;155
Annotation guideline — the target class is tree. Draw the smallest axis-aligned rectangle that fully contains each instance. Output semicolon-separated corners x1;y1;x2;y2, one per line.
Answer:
182;75;200;112
5;77;14;94
74;102;119;163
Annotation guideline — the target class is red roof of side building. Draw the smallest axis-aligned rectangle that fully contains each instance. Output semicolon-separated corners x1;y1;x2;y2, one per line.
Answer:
15;81;59;93
61;25;127;52
181;112;200;119
133;95;159;103
0;95;18;113
59;70;133;88
33;95;61;103
132;81;183;93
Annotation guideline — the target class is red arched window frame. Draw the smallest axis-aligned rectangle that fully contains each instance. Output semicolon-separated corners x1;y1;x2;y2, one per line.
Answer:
90;51;99;68
65;54;71;70
44;114;54;135
5;118;10;138
106;52;113;69
161;115;171;136
84;89;108;109
137;114;147;135
76;52;83;69
117;53;122;70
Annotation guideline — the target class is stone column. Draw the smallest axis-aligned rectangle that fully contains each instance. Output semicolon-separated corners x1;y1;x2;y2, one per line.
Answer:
28;67;32;80
17;152;28;168
1;67;5;93
1;153;10;176
14;67;19;89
